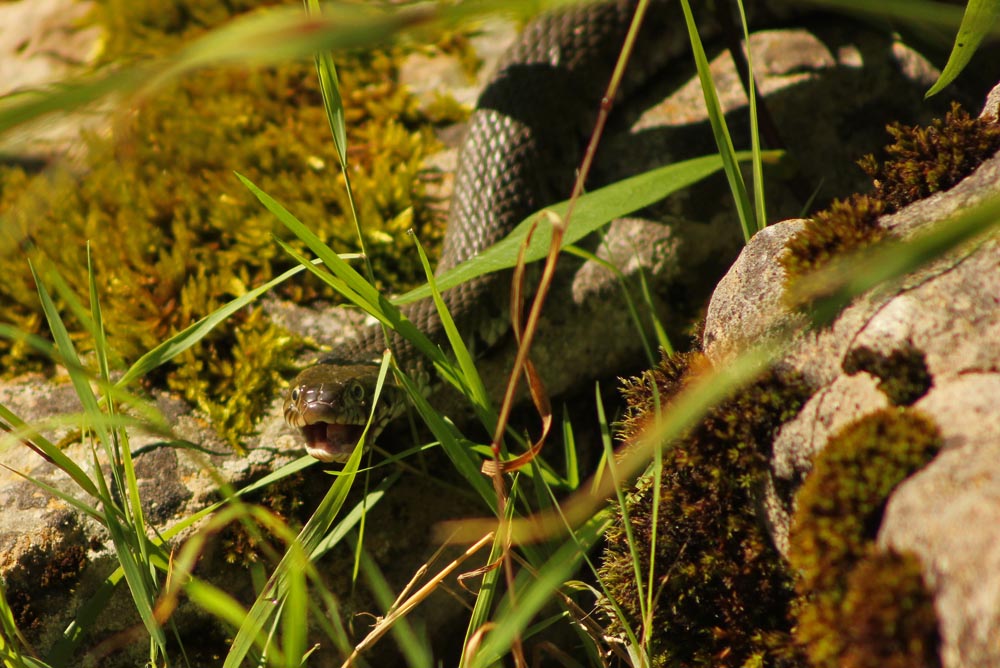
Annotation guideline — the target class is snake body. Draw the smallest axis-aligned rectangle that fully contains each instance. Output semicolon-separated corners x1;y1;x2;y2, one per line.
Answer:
285;0;674;461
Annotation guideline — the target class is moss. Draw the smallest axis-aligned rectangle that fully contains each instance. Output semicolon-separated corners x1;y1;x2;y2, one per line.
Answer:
842;342;932;406
788;408;942;668
841;550;941;668
600;351;813;667
780;193;886;285
858;102;1000;211
782;102;1000;308
6;542;89;632
0;0;469;446
220;470;307;567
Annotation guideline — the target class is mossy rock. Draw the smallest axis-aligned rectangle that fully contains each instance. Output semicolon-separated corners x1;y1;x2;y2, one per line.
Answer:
0;0;468;446
599;351;812;668
788;407;942;668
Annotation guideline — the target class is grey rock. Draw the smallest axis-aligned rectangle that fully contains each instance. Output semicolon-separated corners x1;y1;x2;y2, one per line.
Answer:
0;0;103;161
703;82;1000;666
0;9;984;665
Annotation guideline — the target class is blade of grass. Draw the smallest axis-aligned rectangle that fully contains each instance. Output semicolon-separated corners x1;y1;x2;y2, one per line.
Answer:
926;0;1000;96
118;260;310;387
305;0;379;295
0;401;98;498
677;0;756;241
467;513;608;668
223;354;392;668
30;263;168;657
734;0;767;229
238;172;454;374
595;382;648;644
399;151;779;304
393;369;495;508
410;231;495;430
350;538;433;668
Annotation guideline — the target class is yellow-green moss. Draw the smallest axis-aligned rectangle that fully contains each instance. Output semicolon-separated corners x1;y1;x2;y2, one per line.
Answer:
782;102;1000;309
859;102;1000;211
600;351;812;668
841;550;940;668
788;408;942;668
0;0;470;445
842;342;932;406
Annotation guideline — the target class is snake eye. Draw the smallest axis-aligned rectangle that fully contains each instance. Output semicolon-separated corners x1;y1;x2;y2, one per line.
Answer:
347;381;366;403
290;387;300;402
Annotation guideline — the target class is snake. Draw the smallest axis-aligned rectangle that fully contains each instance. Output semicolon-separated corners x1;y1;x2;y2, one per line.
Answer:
284;0;683;462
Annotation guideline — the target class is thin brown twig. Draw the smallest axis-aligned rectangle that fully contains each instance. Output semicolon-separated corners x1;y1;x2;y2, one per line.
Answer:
478;2;655;666
341;531;494;668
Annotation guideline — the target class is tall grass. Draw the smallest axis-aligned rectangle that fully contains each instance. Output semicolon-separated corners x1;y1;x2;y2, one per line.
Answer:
0;0;992;666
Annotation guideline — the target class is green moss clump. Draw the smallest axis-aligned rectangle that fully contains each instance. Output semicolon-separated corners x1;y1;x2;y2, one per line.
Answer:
788;408;942;667
780;193;886;284
858;102;1000;211
782;102;1000;307
842;343;932;406
841;550;941;668
600;351;813;667
0;1;469;445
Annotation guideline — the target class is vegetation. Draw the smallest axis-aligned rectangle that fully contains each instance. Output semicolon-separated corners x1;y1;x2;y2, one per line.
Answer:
1;0;997;666
0;0;463;444
788;408;942;668
781;102;1000;307
600;352;811;667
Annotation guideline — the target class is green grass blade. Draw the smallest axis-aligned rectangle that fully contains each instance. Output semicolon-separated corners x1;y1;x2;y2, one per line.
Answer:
560;410;580;490
353;539;432;668
397;151;777;304
310;471;400;558
0;2;564;136
281;543;309;668
595;382;647;638
184;579;252;631
304;0;349;167
926;0;1000;96
0;463;103;522
411;232;495;428
677;0;755;241
238;172;448;366
0;402;99;498
224;356;392;668
468;514;608;668
29;263;105;436
394;369;495;508
735;0;767;230
799;192;1000;324
562;243;659;367
459;528;507;666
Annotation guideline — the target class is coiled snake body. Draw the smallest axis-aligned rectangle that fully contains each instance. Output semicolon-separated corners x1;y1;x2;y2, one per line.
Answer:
285;0;674;461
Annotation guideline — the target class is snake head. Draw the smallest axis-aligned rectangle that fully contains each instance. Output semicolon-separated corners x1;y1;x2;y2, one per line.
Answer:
283;363;402;463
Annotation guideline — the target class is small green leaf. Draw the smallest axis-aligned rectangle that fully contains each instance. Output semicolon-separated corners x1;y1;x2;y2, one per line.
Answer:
927;0;1000;96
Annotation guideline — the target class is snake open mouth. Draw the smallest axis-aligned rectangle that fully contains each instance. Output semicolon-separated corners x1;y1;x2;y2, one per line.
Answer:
300;422;362;463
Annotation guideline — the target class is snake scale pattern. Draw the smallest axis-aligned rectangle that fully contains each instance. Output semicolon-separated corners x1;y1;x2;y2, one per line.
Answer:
285;0;676;461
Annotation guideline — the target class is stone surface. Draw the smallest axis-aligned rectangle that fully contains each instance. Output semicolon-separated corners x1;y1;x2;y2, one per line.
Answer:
0;5;990;665
703;82;1000;667
0;0;103;161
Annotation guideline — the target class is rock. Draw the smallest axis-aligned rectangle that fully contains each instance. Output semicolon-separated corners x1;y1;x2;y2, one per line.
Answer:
703;82;1000;666
0;0;103;162
0;5;987;664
